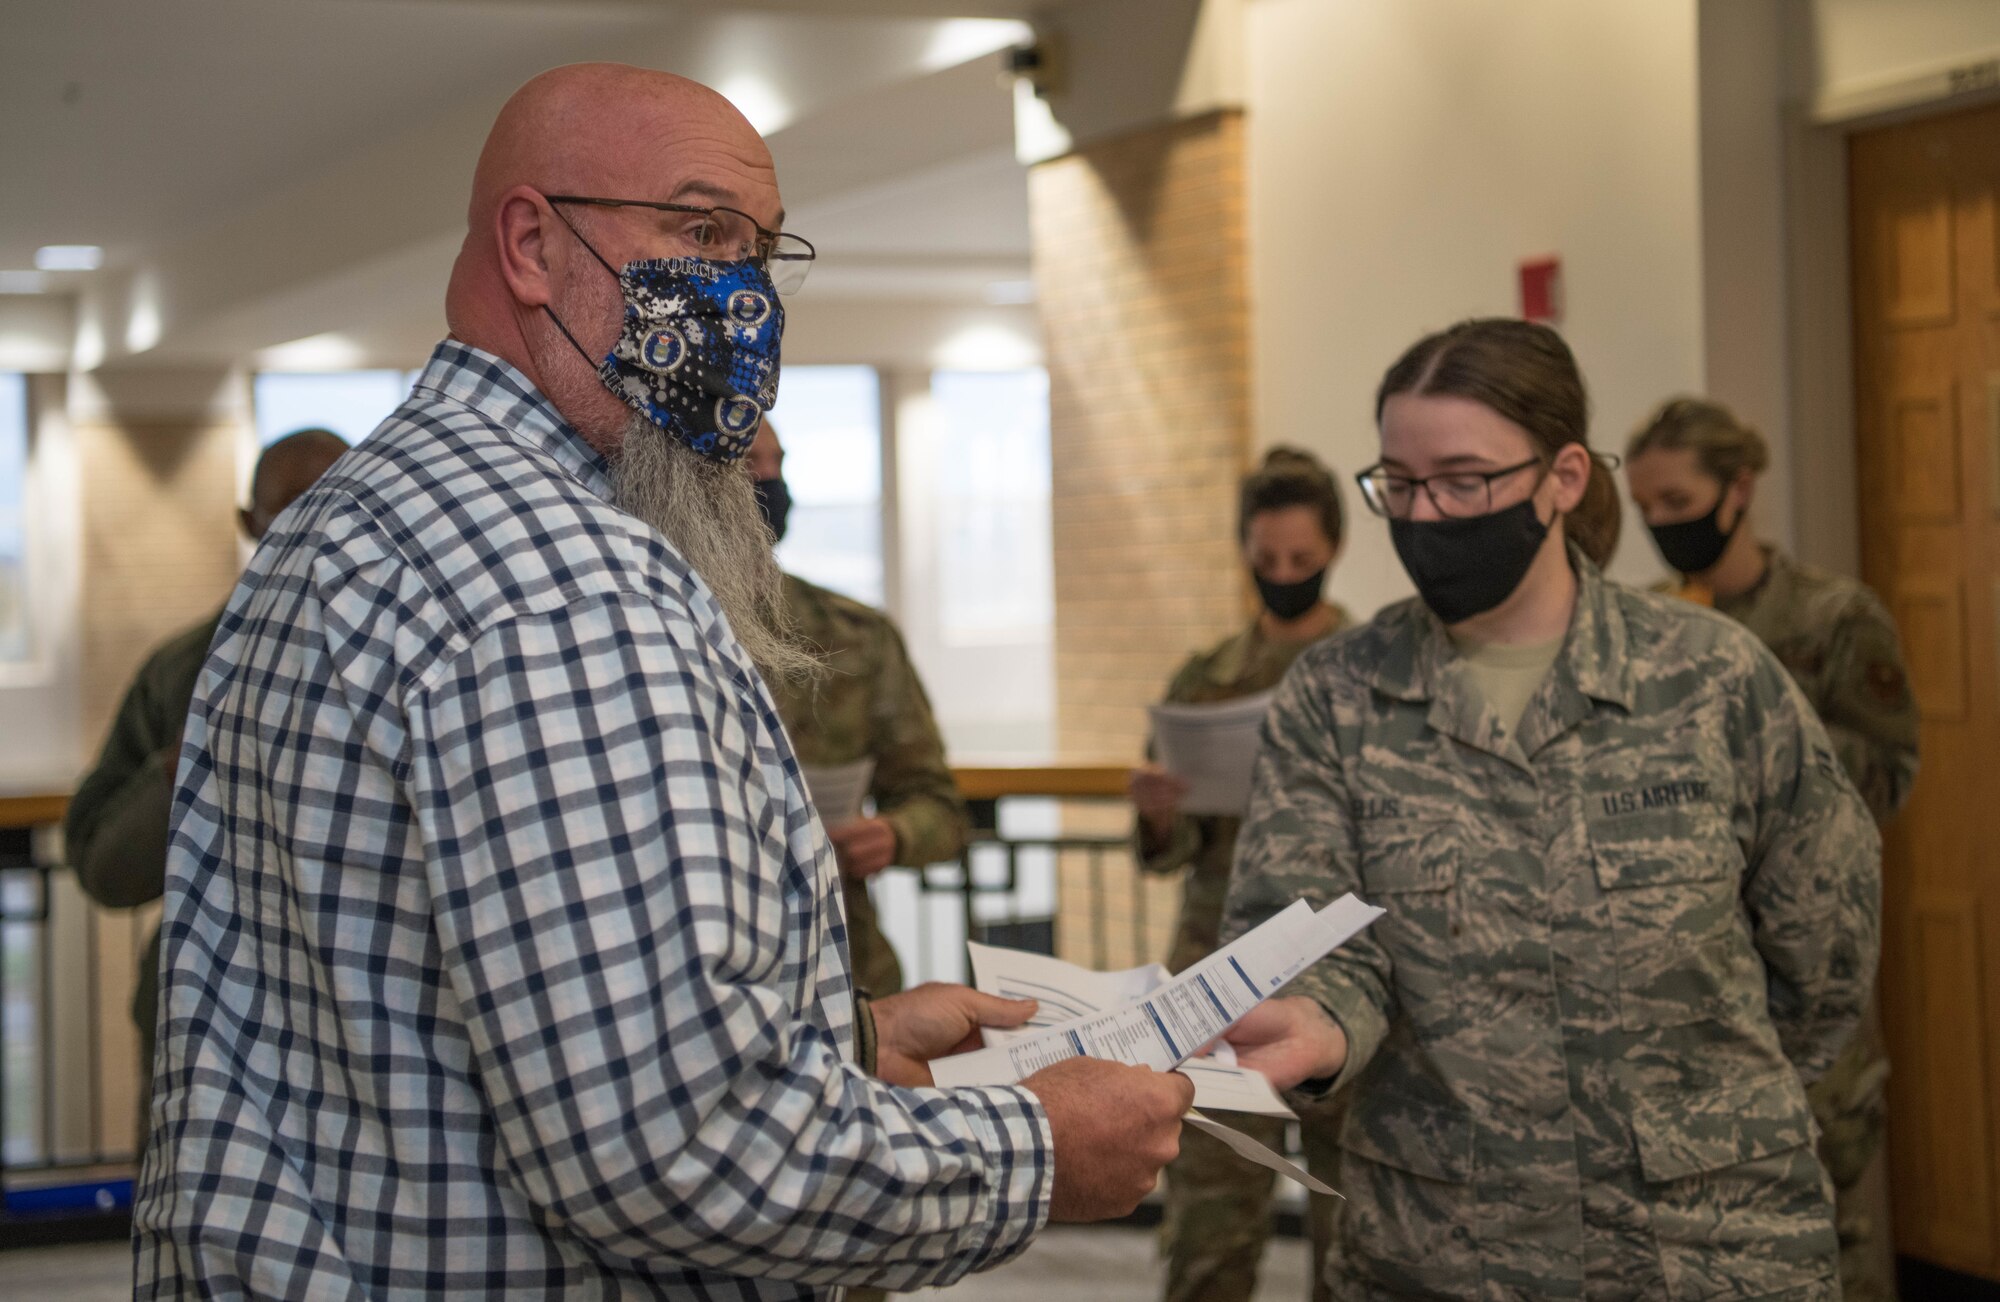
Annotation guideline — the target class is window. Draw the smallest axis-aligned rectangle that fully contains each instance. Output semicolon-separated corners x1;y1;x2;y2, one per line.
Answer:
767;366;884;608
893;367;1054;761
252;370;414;448
929;370;1052;644
0;373;28;662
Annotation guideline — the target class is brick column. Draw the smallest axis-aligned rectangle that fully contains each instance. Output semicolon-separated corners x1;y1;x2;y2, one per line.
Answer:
75;412;242;747
66;371;245;1158
1031;108;1253;763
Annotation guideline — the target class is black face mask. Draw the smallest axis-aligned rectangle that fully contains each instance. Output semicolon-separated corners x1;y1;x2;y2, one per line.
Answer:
754;476;793;543
1646;496;1737;576
1255;568;1327;622
1389;497;1549;625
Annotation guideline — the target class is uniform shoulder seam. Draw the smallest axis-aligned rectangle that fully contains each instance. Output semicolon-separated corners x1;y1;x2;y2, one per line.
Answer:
812;582;892;627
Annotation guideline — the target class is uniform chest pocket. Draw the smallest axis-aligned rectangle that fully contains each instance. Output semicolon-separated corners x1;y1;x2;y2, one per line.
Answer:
1358;821;1464;1038
1590;808;1757;1032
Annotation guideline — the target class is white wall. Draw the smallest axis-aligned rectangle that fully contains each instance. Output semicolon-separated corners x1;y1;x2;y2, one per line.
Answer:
1810;0;2000;116
1698;0;1796;557
1245;0;1704;618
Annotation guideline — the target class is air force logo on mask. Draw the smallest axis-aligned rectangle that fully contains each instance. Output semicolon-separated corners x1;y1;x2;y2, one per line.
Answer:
726;289;772;330
716;395;764;438
598;256;783;463
641;326;688;373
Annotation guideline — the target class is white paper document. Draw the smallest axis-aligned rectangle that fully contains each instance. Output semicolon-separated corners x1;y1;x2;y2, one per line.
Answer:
800;759;875;827
962;943;1294;1117
1185;1111;1338;1197
933;895;1384;1192
1147;691;1275;816
936;895;1381;1088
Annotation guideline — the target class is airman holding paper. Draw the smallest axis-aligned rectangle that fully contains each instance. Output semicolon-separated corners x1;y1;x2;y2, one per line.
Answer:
1131;447;1350;1302
748;421;969;1000
1223;321;1880;1300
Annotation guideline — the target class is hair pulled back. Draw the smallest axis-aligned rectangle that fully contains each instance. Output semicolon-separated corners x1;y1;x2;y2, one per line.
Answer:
1625;396;1770;489
1375;317;1621;568
1239;445;1345;550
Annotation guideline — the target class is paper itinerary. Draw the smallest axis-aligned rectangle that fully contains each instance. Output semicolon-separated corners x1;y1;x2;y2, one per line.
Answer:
801;759;875;826
962;943;1295;1117
933;894;1385;1194
1147;691;1275;816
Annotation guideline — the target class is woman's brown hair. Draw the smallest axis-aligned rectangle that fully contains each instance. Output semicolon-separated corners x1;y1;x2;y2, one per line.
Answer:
1625;396;1770;488
1375;317;1621;568
1239;445;1344;550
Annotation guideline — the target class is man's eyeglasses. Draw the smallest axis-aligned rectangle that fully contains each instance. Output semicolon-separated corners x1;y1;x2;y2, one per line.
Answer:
544;195;817;294
1355;457;1544;520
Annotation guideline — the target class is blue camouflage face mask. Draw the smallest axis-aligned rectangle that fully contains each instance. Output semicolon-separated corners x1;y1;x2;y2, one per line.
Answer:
545;216;783;464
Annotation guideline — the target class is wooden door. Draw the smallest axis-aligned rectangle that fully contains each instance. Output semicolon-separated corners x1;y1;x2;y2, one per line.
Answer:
1852;101;2000;1282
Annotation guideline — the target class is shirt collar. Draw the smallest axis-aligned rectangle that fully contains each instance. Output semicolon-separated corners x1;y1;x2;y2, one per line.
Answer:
1202;623;1264;686
412;339;615;502
1204;603;1352;687
1366;547;1636;713
1556;554;1637;709
1716;544;1791;619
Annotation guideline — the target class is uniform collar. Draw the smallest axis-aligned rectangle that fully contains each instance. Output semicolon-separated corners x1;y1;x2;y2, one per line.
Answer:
1715;544;1793;620
413;339;616;504
780;572;836;648
1203;604;1351;688
1202;622;1266;687
1560;555;1637;711
1367;548;1636;763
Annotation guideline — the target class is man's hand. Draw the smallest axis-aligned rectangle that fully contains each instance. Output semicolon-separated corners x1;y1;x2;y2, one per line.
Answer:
870;982;1037;1087
1022;1058;1194;1222
828;816;898;880
1221;995;1347;1091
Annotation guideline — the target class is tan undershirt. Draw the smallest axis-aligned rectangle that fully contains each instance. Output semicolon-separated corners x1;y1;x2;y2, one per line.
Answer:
1449;632;1564;735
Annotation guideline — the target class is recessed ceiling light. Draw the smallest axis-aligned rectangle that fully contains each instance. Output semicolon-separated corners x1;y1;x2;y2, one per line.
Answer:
920;19;1033;73
984;279;1036;305
716;74;792;137
255;331;368;371
35;244;103;271
933;323;1039;371
0;270;48;294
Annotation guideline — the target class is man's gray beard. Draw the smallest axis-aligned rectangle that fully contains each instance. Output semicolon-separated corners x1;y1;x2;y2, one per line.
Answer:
611;417;820;686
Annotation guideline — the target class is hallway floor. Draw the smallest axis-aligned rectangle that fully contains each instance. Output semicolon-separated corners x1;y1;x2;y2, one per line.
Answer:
0;1226;1315;1300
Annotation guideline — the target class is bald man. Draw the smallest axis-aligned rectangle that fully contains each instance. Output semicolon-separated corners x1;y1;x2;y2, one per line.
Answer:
134;66;1230;1299
66;426;347;1140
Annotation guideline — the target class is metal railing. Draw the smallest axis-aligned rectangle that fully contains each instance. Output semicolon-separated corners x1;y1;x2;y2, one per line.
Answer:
872;766;1182;988
0;770;1196;1247
1;796;144;1246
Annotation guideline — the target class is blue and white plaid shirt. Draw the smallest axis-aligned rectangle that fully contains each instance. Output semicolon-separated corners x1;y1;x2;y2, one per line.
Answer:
135;341;1053;1299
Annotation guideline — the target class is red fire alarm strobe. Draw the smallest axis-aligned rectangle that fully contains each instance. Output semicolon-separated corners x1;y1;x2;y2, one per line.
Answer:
1519;256;1562;325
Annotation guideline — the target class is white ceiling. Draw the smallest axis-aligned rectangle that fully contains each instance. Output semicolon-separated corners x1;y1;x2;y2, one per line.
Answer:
0;0;1040;370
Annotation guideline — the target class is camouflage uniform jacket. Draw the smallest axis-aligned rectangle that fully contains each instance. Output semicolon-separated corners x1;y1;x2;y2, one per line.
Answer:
770;574;968;996
65;610;222;1055
1223;556;1880;1300
1138;608;1350;975
1715;547;1917;824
